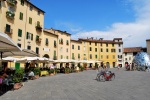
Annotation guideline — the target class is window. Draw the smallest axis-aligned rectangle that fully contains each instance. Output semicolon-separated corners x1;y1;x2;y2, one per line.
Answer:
17;43;21;48
90;47;92;51
90;54;92;59
119;49;121;52
19;12;23;20
72;53;74;59
36;47;39;54
84;54;86;56
29;17;32;24
129;57;131;60
95;55;97;59
78;54;80;59
6;24;11;32
89;42;91;45
112;44;114;47
125;53;127;56
101;48;103;52
125;58;127;61
106;43;108;47
66;56;68;59
54;40;56;47
95;48;97;52
106;48;109;52
61;55;63;59
27;46;31;50
95;43;97;46
119;44;121;47
18;29;22;37
38;11;40;15
66;40;69;45
118;55;120;58
78;46;80;50
21;0;24;6
30;6;33;11
72;45;74;49
26;32;33;40
46;38;48;45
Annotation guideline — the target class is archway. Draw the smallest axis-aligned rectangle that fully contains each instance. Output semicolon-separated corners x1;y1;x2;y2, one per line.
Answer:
43;54;50;58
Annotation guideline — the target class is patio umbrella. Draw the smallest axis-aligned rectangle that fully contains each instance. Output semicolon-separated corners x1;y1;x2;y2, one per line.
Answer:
2;49;38;57
2;56;19;62
0;32;22;59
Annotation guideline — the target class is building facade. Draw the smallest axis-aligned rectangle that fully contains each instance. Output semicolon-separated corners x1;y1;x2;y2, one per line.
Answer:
123;47;146;67
0;0;124;69
78;37;123;68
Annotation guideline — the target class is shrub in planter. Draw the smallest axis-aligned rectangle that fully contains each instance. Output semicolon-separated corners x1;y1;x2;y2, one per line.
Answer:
33;67;41;76
49;69;54;75
65;68;70;74
12;69;24;83
79;66;84;71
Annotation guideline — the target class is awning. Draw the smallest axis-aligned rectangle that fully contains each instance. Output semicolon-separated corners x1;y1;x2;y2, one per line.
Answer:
0;32;22;59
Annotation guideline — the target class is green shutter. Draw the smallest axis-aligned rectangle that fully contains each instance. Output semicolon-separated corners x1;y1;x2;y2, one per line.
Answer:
31;34;33;40
18;29;22;37
26;32;29;39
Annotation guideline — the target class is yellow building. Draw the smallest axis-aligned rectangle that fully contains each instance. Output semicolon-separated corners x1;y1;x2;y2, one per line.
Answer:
0;0;124;69
48;28;71;60
78;38;123;68
71;39;82;60
0;0;45;55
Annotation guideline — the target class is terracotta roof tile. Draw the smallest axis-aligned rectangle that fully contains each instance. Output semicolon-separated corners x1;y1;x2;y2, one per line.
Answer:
124;47;142;53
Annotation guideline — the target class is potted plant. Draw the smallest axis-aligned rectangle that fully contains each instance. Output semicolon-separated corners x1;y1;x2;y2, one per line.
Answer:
65;68;70;74
12;69;24;90
79;66;84;71
49;68;54;76
33;67;41;79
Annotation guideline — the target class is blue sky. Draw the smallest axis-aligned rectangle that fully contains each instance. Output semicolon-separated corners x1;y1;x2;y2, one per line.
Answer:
31;0;150;47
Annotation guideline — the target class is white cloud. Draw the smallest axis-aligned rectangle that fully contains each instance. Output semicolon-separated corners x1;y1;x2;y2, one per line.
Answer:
71;0;150;47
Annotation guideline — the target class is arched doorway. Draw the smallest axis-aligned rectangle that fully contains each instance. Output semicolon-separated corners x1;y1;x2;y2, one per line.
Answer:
113;62;115;68
43;54;50;58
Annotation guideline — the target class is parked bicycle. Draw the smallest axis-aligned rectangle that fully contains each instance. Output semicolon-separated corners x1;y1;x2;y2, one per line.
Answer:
96;70;115;82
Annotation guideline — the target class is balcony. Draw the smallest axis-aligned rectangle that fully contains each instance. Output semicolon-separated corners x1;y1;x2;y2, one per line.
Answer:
6;11;15;19
5;28;13;34
36;37;42;43
6;0;17;6
36;24;42;31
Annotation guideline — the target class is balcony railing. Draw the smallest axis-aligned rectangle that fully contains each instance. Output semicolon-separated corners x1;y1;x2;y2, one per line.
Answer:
5;28;13;34
6;11;15;19
36;37;42;43
6;0;17;6
36;24;42;31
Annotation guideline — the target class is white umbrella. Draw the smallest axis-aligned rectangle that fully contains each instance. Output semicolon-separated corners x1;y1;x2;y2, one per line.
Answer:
17;57;49;63
78;60;88;63
0;32;22;59
2;49;38;57
70;59;80;63
54;59;70;63
2;56;19;62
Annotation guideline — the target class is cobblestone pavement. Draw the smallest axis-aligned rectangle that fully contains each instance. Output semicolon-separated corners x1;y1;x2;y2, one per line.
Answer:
1;68;150;100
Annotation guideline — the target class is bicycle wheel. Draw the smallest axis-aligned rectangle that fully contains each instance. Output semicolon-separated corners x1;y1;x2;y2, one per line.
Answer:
99;75;105;82
110;74;115;81
96;74;100;81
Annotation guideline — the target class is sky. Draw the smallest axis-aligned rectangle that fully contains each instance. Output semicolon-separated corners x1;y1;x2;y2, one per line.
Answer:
30;0;150;47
